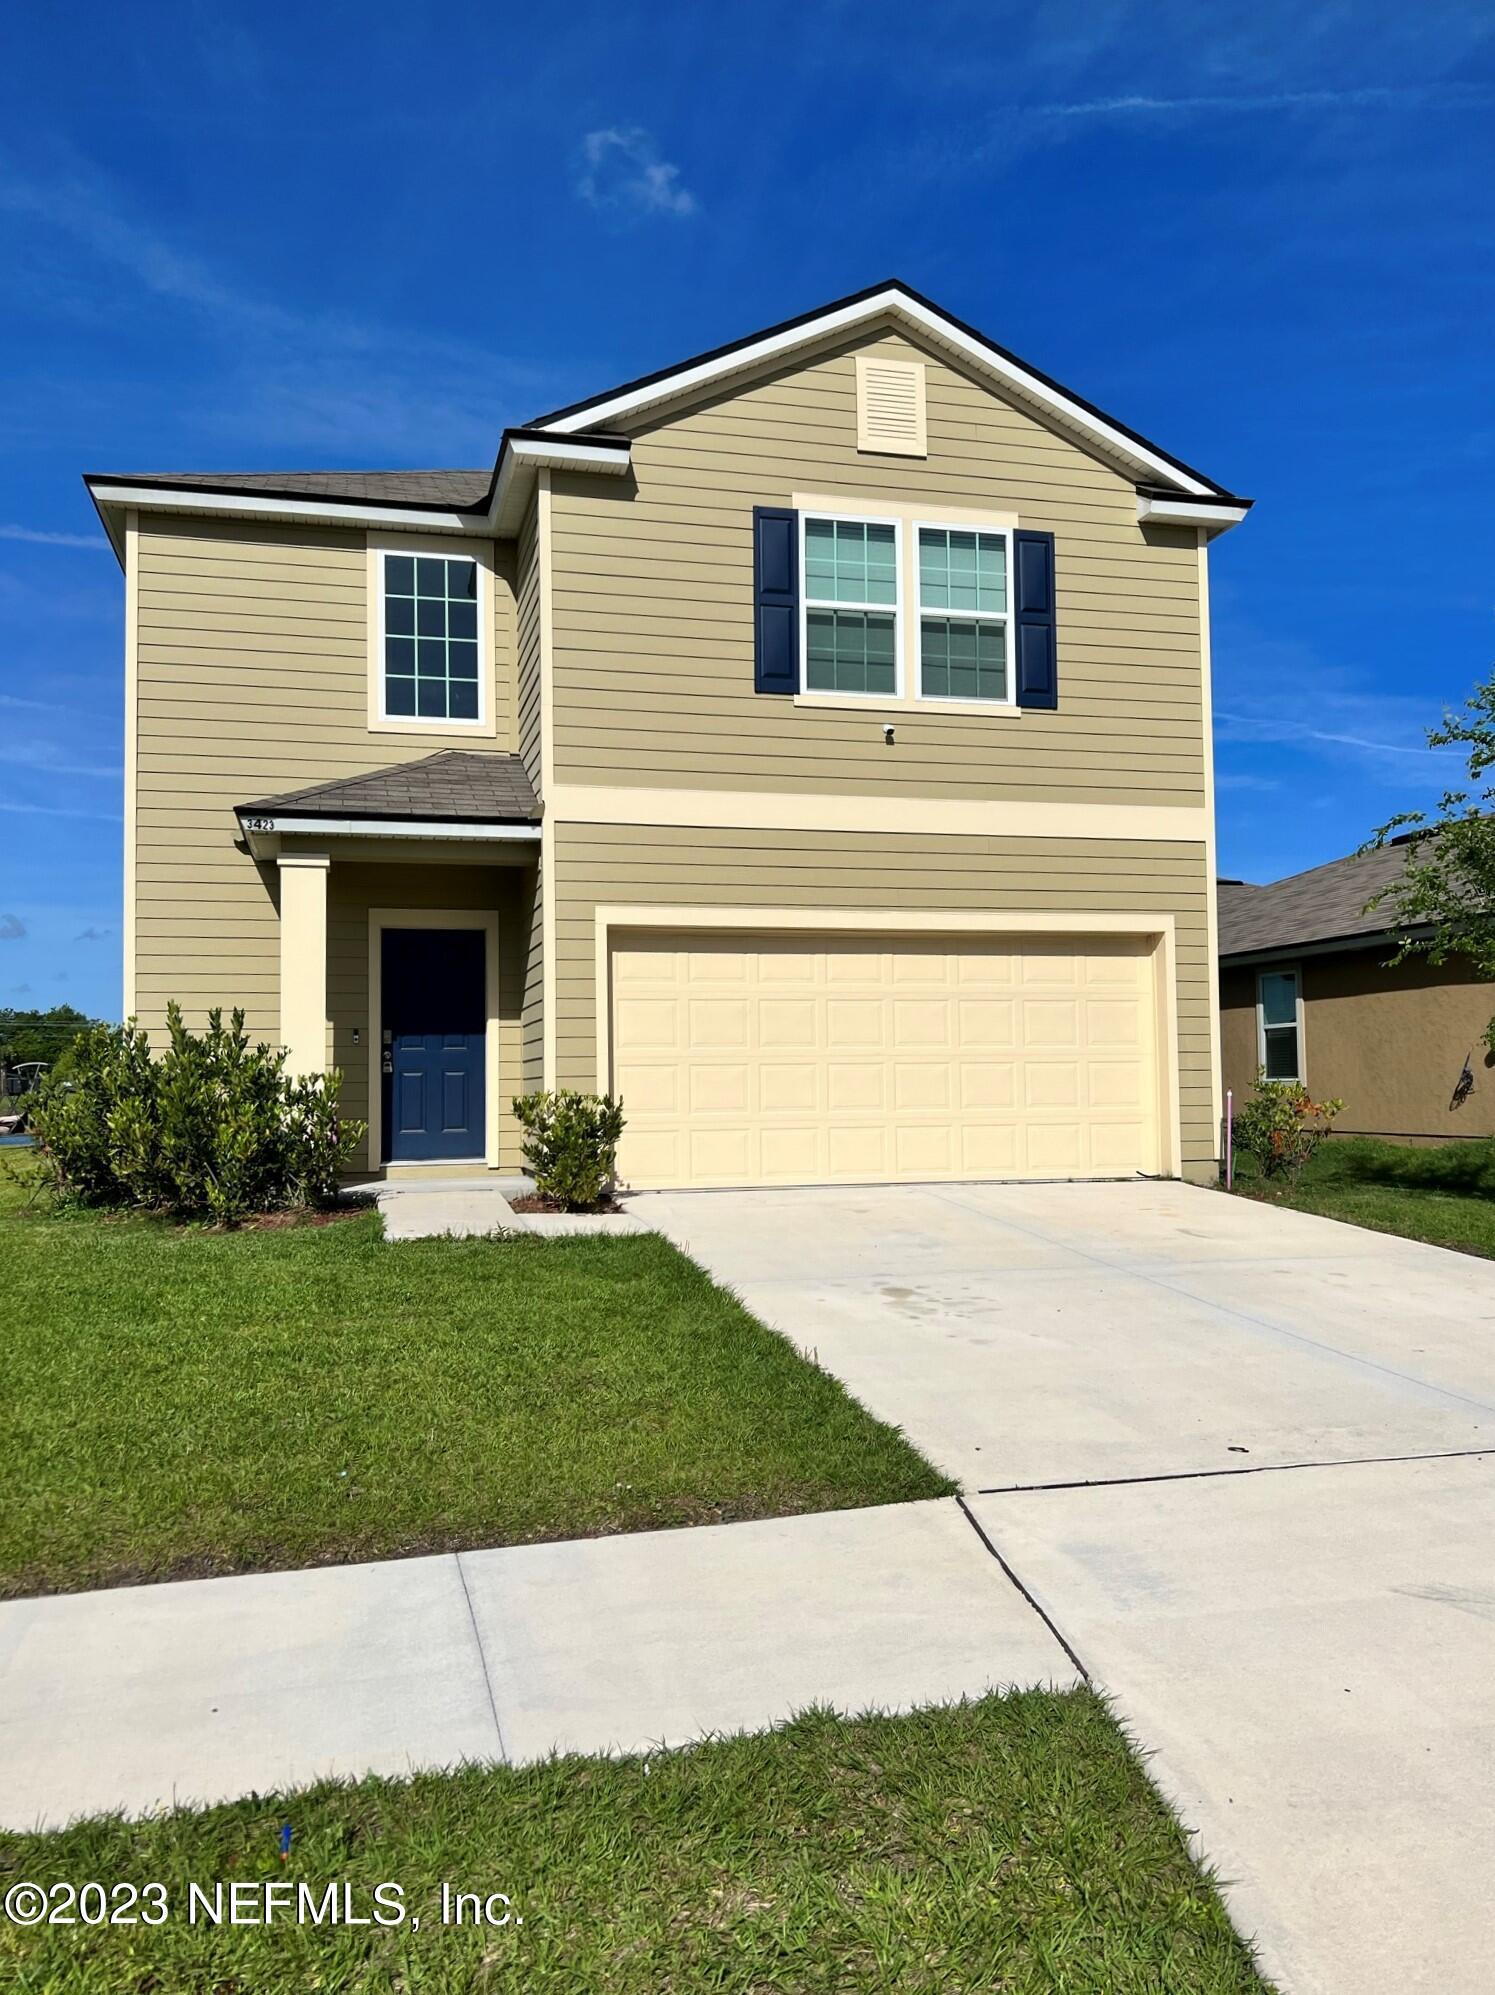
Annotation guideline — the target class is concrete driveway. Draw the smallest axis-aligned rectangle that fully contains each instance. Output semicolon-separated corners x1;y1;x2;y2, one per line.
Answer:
636;1179;1495;1995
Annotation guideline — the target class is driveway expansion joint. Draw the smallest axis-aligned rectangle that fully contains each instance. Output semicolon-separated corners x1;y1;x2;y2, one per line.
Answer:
977;1445;1495;1496
955;1496;1091;1686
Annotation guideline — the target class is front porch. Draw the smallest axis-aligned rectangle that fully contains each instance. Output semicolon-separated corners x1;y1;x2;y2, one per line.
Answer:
237;750;541;1177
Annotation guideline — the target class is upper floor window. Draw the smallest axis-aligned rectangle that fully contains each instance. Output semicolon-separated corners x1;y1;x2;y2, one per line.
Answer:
382;553;481;722
802;516;900;696
1257;969;1301;1080
917;527;1012;704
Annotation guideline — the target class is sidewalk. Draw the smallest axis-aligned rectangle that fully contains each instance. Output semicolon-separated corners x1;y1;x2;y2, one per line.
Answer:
0;1498;1076;1830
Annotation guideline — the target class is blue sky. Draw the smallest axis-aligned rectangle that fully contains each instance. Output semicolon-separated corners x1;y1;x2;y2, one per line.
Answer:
1;1;1491;1021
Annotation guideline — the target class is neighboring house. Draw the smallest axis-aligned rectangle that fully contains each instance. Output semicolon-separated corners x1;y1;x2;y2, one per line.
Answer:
1219;835;1495;1141
87;279;1249;1190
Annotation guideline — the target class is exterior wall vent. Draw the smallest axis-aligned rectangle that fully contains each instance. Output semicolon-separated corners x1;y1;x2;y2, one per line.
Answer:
855;356;927;456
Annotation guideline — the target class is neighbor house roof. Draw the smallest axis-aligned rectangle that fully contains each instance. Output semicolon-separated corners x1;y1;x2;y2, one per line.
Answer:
237;749;540;826
86;279;1250;559
1218;839;1421;961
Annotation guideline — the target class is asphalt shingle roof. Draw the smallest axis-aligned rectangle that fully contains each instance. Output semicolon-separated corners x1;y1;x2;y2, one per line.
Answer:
240;750;539;824
1218;840;1418;958
114;468;494;508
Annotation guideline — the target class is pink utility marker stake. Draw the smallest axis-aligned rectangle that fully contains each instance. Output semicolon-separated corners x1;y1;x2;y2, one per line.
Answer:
1225;1090;1234;1190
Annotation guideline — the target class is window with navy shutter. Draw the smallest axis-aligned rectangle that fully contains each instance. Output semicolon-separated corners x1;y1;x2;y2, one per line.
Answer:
1012;529;1058;710
753;507;798;694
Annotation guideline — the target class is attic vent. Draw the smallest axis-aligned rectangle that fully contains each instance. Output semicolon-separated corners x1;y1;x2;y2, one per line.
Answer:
856;356;926;456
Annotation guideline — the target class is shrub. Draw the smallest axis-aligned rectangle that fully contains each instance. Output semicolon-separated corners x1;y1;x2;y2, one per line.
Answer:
1231;1071;1345;1181
511;1089;625;1210
27;1004;363;1223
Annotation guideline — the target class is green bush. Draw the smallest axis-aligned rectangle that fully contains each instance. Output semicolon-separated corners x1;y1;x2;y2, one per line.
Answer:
1231;1070;1345;1181
27;1004;363;1224
511;1088;625;1210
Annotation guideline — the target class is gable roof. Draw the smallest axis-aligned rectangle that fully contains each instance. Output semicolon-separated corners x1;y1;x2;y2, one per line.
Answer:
1218;839;1422;960
238;749;539;825
86;280;1249;558
527;278;1247;503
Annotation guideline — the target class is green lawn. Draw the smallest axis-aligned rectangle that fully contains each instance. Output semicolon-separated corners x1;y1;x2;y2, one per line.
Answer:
0;1178;948;1598
1229;1133;1495;1257
0;1691;1267;1994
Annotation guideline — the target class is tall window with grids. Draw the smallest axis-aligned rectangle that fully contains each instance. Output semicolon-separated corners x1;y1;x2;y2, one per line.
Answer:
382;554;481;720
917;527;1012;703
802;516;899;695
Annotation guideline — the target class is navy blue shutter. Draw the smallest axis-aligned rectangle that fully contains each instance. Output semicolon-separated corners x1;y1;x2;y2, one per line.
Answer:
1013;529;1057;710
753;506;798;694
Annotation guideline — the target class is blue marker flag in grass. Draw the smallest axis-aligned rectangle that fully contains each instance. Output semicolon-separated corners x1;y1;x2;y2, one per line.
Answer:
279;1823;292;1862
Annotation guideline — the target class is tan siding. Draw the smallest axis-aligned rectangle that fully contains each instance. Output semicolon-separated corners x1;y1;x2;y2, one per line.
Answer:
516;495;542;794
547;324;1204;806
556;823;1216;1169
515;494;545;1090
131;515;526;1167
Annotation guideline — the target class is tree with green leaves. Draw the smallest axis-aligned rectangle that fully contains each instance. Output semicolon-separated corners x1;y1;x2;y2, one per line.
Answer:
1368;673;1495;1048
0;1004;99;1072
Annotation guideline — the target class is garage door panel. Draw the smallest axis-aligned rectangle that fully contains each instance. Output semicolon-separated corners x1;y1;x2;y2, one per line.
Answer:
611;931;1161;1190
762;1063;820;1112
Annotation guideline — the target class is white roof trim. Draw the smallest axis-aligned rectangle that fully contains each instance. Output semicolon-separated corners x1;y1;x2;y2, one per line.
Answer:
89;435;632;548
1137;494;1250;532
89;482;486;537
486;435;629;535
241;812;540;845
539;286;1218;498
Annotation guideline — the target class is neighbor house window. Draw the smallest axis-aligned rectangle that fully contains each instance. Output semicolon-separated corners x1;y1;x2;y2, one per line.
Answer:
802;515;900;695
917;526;1012;703
382;553;481;721
1257;969;1301;1080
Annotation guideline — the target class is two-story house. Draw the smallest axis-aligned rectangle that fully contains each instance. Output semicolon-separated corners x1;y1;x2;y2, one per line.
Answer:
87;281;1249;1190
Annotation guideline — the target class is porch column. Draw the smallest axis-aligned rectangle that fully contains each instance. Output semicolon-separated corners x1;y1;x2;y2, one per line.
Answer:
277;853;330;1075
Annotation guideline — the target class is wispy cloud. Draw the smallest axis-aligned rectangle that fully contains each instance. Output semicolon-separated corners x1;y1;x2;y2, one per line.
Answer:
74;926;110;942
578;128;698;219
1216;709;1458;760
0;915;26;940
0;145;554;455
0;799;122;822
0;524;109;549
1035;85;1477;121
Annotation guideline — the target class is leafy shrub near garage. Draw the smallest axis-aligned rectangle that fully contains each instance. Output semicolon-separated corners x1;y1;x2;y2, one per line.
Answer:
1231;1070;1345;1181
27;1004;362;1223
511;1088;625;1210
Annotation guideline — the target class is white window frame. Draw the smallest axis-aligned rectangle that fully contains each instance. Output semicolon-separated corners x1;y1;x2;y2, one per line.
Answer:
798;510;904;702
1256;965;1305;1083
367;533;495;738
912;519;1016;709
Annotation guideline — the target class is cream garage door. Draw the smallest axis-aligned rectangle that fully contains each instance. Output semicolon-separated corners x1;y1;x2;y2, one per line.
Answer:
610;931;1162;1190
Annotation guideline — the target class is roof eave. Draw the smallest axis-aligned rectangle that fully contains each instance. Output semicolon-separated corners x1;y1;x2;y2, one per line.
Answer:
1219;925;1430;968
83;428;632;547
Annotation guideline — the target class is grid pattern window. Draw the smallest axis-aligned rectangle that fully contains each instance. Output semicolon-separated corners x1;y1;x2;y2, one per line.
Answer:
1258;970;1301;1080
803;517;898;695
917;527;1011;702
383;555;481;721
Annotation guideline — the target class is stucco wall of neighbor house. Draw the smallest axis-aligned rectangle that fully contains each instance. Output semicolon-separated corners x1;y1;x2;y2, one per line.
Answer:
1221;950;1495;1142
555;822;1218;1180
546;322;1208;808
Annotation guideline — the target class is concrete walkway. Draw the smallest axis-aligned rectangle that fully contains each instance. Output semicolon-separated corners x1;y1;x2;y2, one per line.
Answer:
0;1498;1076;1832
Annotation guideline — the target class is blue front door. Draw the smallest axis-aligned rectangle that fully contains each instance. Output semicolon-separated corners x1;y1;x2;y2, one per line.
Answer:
382;928;486;1162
